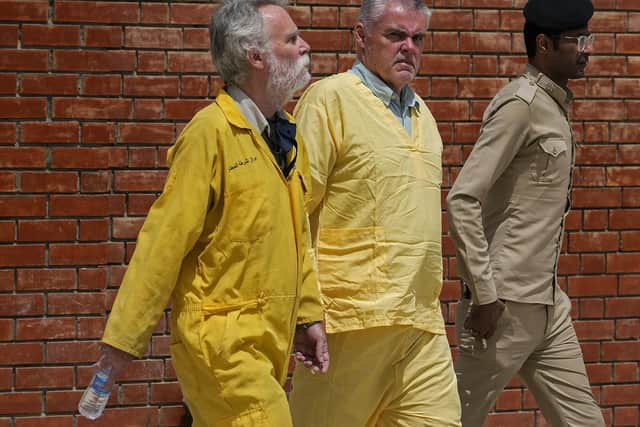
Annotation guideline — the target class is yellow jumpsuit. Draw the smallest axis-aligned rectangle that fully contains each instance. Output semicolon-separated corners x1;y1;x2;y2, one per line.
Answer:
102;89;323;427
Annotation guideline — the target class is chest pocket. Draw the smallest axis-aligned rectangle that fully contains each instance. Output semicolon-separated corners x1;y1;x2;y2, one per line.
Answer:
530;138;569;184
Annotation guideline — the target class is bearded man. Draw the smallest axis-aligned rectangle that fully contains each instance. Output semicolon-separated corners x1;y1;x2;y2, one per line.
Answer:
94;1;328;425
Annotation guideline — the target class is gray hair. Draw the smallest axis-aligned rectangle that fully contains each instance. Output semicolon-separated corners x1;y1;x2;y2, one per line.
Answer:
358;0;432;31
210;0;288;86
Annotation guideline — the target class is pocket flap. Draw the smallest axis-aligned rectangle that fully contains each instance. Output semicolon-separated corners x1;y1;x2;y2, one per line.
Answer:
538;138;567;158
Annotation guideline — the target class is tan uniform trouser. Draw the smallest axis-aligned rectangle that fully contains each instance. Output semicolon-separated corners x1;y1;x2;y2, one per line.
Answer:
455;291;605;427
289;325;461;427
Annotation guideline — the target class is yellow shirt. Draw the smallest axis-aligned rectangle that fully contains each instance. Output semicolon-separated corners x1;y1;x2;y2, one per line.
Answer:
295;72;445;335
103;89;322;384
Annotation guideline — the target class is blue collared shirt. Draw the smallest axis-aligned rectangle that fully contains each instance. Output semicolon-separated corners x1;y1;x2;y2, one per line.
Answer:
349;60;419;135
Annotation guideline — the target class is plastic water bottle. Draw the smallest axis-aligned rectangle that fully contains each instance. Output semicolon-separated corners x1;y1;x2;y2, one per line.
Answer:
78;366;113;420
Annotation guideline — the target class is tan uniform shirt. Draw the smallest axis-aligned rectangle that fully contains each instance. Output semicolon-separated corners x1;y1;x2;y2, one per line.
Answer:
447;64;575;306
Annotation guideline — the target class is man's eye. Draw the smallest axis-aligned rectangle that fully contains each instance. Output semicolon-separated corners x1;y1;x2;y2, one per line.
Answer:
412;34;424;43
386;32;405;42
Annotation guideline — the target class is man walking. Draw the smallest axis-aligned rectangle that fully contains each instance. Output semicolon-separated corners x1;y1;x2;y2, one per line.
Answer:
289;1;461;425
447;0;605;425
94;1;328;426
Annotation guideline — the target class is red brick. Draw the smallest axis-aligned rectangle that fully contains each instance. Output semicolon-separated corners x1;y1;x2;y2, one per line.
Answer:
602;342;640;361
0;319;12;341
114;171;167;192
16;318;75;341
54;1;138;23
77;316;106;338
84;26;122;48
0;245;45;268
14;416;73;427
611;124;640;143
125;27;182;49
602;384;640;405
53;97;131;119
576;145;617;165
45;390;83;413
49;195;124;217
0;73;16;94
0;172;15;192
18;219;76;242
0;49;48;71
0;1;48;22
53;50;135;72
617;34;640;54
585;363;612;384
165;99;212;120
17;269;76;291
613;407;639;427
169;3;217;24
606;297;640;317
458;77;508;98
183;28;209;49
610;210;640;229
0;98;46;119
574;320;615;341
623;188;640;207
51;147;126;169
22;24;80;46
0;294;44;316
123;76;179;97
16;366;75;391
137;51;166;72
572;188;621;208
21;122;80;144
151;382;182;404
134;99;164;120
119;383;148;405
310;6;337;27
46;341;98;363
0;343;44;365
127;194;157;215
568;232;618;252
616;319;640;339
431;9;473;30
567;275;617;297
79;218;109;241
47;292;106;315
80;171;112;193
0;367;12;390
167;52;214;73
83;74;121;96
0;221;14;241
49;243;124;265
460;32;510;52
113;217;145;240
21;74;78;95
78;267;108;290
613;363;638;383
607;253;640;273
432;31;459;52
0;195;46;217
0;392;42;415
0;123;16;144
83;123;116;145
141;3;169;24
20;172;77;193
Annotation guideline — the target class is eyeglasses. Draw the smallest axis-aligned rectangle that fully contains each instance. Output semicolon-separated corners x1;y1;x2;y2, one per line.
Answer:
558;33;595;53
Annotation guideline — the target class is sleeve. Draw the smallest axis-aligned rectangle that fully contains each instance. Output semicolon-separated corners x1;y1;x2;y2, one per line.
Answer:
102;116;218;357
293;85;338;242
446;99;530;305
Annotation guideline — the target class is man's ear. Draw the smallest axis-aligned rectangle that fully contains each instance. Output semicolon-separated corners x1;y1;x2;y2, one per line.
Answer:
246;47;266;70
354;23;366;50
536;33;551;55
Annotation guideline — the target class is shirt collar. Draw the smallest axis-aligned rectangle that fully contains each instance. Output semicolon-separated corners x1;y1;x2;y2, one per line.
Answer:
350;60;419;112
226;85;288;135
523;64;573;112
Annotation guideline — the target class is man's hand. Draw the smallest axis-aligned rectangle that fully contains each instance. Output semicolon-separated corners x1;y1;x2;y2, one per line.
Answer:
96;343;133;380
464;300;505;339
293;322;329;374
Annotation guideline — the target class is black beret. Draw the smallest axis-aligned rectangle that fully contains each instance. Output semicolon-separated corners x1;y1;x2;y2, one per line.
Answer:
523;0;594;32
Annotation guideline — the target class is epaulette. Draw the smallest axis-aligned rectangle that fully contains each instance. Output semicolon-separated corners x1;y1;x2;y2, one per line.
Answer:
515;78;538;104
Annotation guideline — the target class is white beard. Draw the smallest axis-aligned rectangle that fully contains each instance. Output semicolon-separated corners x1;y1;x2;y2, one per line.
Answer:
265;51;311;107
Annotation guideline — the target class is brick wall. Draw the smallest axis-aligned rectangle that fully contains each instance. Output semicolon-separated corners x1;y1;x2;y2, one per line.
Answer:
0;0;638;426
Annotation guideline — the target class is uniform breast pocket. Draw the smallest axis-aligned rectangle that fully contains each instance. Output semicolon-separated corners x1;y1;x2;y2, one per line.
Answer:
530;138;569;184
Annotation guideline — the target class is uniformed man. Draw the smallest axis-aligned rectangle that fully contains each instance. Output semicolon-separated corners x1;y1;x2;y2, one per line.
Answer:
446;0;605;425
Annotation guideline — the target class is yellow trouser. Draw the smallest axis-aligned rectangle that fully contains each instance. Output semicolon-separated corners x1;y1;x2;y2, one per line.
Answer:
289;326;461;427
455;292;605;427
170;310;293;427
